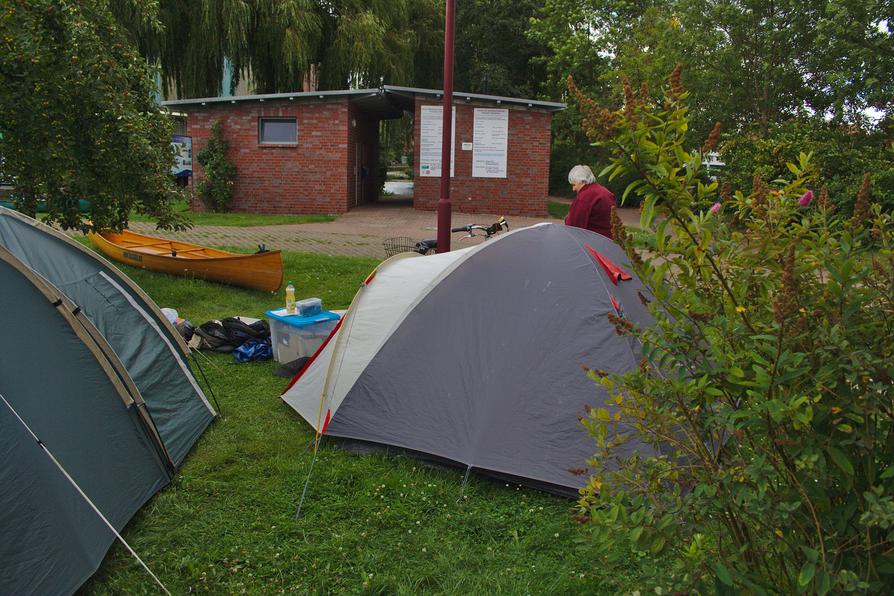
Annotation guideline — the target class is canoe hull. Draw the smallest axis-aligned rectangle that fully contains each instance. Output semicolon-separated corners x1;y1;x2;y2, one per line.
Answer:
88;230;283;292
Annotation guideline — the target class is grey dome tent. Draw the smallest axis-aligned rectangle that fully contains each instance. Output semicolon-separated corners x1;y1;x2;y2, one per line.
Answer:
282;223;657;495
0;207;216;594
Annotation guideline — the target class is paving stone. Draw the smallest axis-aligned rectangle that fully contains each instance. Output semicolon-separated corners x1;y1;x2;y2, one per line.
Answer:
68;201;641;259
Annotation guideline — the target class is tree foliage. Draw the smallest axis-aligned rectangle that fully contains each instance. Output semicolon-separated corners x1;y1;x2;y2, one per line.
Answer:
453;0;549;97
570;71;894;592
533;0;893;131
531;0;893;195
0;0;185;231
112;0;446;97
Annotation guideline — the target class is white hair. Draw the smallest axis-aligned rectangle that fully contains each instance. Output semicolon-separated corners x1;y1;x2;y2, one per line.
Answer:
568;164;596;186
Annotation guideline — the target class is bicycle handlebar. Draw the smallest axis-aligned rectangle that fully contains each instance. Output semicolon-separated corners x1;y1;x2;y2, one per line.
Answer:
414;217;509;255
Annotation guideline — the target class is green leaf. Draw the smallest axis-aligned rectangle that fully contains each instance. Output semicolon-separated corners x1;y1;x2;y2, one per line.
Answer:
629;526;643;544
640;196;656;229
798;561;816;588
786;162;800;175
826;446;854;477
816;570;831;596
715;561;734;586
880;466;894;480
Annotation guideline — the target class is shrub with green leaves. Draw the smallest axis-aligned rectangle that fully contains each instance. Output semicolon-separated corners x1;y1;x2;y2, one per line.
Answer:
569;69;894;593
195;120;237;212
720;117;894;215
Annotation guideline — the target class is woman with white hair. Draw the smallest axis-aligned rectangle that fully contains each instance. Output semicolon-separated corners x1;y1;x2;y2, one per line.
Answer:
564;164;616;239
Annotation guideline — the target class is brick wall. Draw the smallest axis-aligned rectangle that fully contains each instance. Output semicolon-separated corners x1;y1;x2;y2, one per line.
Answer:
412;100;552;216
187;98;352;214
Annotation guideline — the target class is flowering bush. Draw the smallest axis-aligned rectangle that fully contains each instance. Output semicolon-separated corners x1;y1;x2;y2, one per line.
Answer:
195;120;237;212
719;117;894;215
569;69;894;592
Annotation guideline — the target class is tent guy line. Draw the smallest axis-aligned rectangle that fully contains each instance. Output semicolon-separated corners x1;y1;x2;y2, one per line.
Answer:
0;392;172;596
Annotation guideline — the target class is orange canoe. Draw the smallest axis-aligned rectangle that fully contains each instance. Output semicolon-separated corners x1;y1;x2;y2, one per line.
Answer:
88;229;283;292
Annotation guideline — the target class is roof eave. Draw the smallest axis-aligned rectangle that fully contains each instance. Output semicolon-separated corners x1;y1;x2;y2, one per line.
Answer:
161;88;381;108
383;85;565;111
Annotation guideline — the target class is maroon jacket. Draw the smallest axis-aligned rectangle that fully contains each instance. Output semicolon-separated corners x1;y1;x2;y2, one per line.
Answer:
564;182;616;238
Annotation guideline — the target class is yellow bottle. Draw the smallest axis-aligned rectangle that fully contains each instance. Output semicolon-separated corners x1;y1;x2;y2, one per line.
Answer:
285;281;296;314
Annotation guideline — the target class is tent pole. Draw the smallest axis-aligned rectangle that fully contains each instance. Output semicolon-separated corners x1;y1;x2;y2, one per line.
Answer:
0;393;172;596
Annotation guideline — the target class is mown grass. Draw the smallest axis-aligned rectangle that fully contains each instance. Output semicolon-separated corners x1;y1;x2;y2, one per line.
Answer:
547;200;570;220
130;200;337;228
76;246;660;595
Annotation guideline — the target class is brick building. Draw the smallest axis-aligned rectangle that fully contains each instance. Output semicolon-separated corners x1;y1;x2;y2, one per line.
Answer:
162;86;563;216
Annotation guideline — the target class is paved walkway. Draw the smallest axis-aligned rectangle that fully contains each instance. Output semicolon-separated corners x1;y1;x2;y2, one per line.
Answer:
98;199;641;259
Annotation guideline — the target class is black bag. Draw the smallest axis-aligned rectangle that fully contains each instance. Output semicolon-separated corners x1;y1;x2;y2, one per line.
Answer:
194;320;236;353
194;318;270;353
221;317;270;344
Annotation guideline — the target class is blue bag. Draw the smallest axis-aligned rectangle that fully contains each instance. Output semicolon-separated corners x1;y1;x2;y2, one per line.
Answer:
233;339;273;363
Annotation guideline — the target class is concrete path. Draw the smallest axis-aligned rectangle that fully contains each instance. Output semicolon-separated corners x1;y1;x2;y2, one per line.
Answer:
111;199;641;259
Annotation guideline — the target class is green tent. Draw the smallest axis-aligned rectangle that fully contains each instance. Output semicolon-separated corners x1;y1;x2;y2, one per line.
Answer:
0;207;215;594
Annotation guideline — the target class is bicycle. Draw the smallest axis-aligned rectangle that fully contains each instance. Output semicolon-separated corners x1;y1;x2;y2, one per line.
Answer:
383;217;509;257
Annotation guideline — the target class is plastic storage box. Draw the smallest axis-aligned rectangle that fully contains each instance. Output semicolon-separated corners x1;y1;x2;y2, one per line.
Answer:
266;308;340;364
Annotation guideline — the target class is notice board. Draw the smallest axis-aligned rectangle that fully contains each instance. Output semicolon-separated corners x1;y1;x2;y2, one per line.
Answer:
419;106;455;178
472;108;508;178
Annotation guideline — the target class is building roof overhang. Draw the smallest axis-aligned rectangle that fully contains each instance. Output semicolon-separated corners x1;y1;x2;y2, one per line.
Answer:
161;86;566;117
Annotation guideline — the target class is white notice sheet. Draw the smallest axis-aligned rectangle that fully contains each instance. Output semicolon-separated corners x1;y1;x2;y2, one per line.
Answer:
472;108;508;178
419;106;455;178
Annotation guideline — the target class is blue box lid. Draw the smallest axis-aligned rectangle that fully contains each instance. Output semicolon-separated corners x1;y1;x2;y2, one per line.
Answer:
266;308;340;327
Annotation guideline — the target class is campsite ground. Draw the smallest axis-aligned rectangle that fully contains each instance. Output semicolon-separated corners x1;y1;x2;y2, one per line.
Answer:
112;199;642;259
78;245;665;594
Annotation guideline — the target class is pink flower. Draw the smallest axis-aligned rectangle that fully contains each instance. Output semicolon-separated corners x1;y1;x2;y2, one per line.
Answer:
798;190;814;206
709;202;722;215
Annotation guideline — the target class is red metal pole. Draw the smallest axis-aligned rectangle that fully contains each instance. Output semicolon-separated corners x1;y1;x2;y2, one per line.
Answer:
437;0;455;253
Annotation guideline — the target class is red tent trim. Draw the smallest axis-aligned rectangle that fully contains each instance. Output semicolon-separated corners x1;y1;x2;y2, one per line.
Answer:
320;408;332;435
586;245;632;285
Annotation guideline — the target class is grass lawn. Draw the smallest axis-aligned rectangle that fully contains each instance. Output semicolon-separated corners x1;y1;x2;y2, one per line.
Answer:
129;200;337;228
548;201;570;220
78;247;660;594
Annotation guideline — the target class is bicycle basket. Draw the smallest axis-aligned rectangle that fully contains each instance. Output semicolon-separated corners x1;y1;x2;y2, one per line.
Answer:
383;236;418;257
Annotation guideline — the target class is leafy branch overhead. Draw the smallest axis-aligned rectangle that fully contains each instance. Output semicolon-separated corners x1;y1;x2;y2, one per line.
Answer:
0;0;187;232
572;66;894;593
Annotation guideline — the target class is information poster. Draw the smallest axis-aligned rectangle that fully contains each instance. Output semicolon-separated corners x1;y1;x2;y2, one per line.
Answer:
418;106;455;178
472;108;508;178
171;135;193;178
